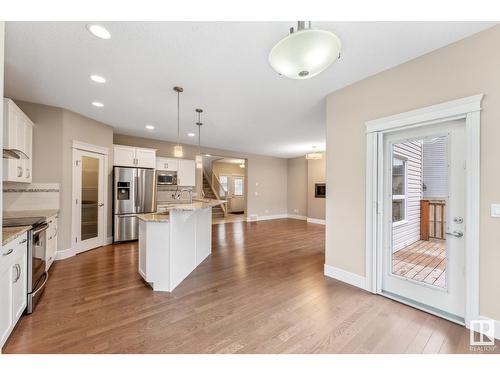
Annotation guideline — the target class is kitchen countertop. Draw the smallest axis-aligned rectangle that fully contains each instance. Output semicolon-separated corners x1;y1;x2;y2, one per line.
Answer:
3;209;59;220
157;198;226;213
138;199;226;223
136;213;170;223
2;226;31;246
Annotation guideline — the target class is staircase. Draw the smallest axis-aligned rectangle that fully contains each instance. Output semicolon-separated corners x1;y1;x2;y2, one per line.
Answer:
203;174;225;219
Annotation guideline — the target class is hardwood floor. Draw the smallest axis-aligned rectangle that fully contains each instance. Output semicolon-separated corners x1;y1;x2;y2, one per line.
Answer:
3;219;497;354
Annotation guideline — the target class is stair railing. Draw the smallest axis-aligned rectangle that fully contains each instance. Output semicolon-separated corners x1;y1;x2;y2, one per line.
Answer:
203;169;227;216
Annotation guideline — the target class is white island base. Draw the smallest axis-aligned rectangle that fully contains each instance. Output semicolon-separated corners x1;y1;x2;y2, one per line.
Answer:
138;206;212;292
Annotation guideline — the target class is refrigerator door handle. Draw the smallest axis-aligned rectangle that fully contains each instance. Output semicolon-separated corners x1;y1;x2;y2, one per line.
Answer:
135;175;139;212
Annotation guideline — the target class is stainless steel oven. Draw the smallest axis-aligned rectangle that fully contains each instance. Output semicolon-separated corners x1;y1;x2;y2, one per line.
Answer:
28;222;49;313
157;171;177;185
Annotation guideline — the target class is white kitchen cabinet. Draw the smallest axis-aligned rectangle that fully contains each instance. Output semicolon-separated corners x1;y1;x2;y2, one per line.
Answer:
46;215;58;271
177;159;196;186
0;232;28;351
135;148;156;169
3;98;34;183
156;157;178;171
113;145;156;169
0;266;13;350
113;145;137;167
11;250;27;323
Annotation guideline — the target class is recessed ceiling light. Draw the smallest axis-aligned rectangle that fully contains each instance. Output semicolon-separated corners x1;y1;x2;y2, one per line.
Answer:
187;132;195;137
86;24;111;40
92;101;104;108
145;125;155;130
90;74;106;83
205;154;211;157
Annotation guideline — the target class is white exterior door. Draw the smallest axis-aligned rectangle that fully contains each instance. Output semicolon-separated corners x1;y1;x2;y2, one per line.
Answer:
73;149;106;253
228;175;245;213
381;120;466;321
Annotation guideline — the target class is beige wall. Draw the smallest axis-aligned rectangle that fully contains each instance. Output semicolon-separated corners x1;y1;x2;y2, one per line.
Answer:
307;155;326;220
212;161;245;177
114;134;288;218
287;156;307;217
12;101;114;251
326;25;500;320
61;110;114;249
286;154;326;220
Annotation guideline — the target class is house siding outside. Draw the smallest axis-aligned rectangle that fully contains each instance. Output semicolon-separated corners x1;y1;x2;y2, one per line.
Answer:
393;141;423;252
423;136;448;199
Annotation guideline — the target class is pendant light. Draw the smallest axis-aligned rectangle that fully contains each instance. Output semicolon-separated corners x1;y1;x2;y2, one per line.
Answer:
195;108;203;169
269;21;341;80
173;86;184;158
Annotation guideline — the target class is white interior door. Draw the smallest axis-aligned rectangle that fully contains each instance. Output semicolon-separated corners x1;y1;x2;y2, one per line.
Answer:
381;120;466;321
73;149;106;253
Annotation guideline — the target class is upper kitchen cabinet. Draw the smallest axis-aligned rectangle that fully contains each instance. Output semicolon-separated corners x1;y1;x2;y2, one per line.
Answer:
3;98;34;183
177;159;196;186
113;145;156;169
156;157;178;171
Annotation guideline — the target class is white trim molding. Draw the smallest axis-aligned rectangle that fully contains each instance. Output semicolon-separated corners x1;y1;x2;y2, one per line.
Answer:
365;94;483;133
364;94;483;327
72;140;109;155
55;247;76;261
246;213;288;222
287;214;307;221
307;217;326;225
324;264;367;290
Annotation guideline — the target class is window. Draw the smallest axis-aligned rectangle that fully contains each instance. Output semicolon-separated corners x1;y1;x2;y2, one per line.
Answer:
219;175;228;197
392;156;407;224
234;177;244;196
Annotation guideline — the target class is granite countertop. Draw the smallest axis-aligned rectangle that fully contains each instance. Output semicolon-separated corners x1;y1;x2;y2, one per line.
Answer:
136;213;170;223
2;226;31;246
3;209;59;220
157;198;226;213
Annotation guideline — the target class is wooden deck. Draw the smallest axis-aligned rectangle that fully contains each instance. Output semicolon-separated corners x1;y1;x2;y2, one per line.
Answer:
392;239;446;288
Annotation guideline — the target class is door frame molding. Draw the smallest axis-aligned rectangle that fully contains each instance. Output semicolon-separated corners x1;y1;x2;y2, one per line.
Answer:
71;141;109;253
364;94;483;328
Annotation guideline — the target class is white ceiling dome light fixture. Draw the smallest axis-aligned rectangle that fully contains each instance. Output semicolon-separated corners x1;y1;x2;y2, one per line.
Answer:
91;101;104;108
86;24;111;40
269;21;341;80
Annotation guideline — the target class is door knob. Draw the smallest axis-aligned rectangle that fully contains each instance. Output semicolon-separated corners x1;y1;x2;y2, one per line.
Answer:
98;203;104;207
446;230;463;238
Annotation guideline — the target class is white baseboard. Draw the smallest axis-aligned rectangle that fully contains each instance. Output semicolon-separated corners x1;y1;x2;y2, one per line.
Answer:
55;247;76;261
307;217;326;225
477;316;500;340
246;214;288;222
287;214;307;220
324;264;366;290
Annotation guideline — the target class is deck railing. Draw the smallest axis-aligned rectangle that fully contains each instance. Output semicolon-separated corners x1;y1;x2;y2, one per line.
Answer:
420;200;446;240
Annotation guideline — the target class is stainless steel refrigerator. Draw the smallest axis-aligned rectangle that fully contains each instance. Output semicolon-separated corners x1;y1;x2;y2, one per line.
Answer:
114;166;156;242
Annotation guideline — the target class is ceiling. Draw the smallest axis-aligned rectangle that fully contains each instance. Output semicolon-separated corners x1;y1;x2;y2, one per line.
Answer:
216;158;246;164
4;21;496;158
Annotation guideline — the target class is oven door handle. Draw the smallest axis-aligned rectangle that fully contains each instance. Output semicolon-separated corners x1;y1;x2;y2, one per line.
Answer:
32;223;49;235
32;271;48;297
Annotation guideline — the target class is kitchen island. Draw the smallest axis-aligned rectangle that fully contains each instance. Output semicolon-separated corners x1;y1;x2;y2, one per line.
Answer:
136;199;225;292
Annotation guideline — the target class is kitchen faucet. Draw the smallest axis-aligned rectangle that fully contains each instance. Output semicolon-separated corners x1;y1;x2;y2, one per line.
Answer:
172;188;193;204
